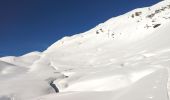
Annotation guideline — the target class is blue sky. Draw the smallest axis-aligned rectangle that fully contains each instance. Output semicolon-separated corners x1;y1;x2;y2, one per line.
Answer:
0;0;160;56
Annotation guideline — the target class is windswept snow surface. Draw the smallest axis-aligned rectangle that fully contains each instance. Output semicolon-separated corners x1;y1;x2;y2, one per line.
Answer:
1;0;170;100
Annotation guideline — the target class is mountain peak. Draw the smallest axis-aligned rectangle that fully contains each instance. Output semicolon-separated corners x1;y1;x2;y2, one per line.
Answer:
46;0;170;53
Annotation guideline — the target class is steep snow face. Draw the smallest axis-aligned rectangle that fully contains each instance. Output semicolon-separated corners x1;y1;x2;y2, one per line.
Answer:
1;0;170;100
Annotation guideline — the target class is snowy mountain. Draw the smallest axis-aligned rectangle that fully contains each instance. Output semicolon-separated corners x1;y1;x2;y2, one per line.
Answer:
1;0;170;100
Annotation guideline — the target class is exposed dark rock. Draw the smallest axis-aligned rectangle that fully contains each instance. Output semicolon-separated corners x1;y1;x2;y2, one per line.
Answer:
96;30;99;34
147;13;155;18
153;24;161;28
131;11;142;18
99;28;104;32
135;11;142;16
131;14;135;18
50;81;59;93
155;9;161;14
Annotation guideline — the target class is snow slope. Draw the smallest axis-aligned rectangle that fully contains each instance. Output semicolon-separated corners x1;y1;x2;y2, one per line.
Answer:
0;51;41;68
1;0;170;100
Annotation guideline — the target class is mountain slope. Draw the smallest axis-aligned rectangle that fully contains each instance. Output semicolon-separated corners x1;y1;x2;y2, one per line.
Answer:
0;0;170;100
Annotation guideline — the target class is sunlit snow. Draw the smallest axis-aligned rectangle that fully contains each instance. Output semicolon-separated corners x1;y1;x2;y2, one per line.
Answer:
0;0;170;100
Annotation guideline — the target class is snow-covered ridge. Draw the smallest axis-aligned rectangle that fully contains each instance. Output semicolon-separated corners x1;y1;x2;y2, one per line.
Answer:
46;0;170;52
0;51;41;68
1;0;170;100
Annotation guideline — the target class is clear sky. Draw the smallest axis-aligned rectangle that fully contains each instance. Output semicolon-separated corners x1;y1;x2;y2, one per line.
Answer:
0;0;160;57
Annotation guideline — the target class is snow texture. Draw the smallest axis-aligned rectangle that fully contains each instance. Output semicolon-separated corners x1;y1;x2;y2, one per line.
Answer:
0;0;170;100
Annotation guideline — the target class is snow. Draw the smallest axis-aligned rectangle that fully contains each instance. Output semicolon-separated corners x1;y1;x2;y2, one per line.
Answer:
1;0;170;100
31;68;168;100
0;51;41;68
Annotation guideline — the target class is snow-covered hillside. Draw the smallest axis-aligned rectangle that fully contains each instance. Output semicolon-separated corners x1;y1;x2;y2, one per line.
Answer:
1;0;170;100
